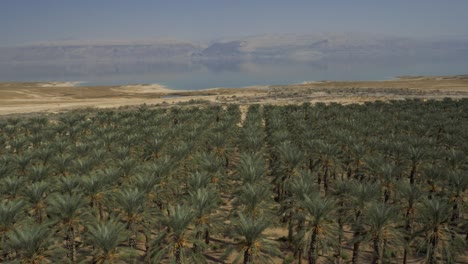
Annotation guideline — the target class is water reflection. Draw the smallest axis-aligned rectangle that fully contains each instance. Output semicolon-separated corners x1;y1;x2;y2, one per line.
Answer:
1;57;467;90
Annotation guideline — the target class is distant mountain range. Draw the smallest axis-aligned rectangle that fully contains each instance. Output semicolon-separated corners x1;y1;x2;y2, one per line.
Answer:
1;33;468;63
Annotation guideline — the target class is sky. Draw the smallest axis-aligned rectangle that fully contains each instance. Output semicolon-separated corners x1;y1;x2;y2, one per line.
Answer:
1;0;468;46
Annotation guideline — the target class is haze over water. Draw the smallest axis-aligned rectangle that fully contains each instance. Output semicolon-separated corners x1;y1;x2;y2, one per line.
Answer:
1;57;468;90
1;1;467;89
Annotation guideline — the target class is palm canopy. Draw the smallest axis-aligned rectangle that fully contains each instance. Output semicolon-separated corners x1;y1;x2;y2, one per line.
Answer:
46;193;87;226
148;204;202;264
0;200;25;235
300;194;337;264
85;219;133;264
364;202;403;264
4;222;56;263
417;198;466;264
230;213;280;264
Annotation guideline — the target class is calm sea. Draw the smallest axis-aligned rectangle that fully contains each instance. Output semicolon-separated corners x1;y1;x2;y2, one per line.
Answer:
1;58;467;90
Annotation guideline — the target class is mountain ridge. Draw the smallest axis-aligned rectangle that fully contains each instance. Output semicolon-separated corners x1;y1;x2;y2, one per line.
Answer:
1;33;468;63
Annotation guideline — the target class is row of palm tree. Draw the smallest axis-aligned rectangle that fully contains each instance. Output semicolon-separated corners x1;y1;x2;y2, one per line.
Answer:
0;99;467;263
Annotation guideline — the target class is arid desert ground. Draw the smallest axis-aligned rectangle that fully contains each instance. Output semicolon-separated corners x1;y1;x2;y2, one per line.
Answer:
1;75;468;116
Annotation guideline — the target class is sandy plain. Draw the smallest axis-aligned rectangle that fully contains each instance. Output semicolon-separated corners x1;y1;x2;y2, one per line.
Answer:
1;75;468;116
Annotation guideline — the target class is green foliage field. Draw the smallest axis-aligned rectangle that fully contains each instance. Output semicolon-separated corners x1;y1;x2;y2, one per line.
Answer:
0;99;467;263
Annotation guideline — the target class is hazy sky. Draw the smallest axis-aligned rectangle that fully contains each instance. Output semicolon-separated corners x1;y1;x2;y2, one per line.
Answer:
2;0;468;46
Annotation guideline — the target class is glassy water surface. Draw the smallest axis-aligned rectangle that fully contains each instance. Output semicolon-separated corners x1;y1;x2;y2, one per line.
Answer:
1;58;467;90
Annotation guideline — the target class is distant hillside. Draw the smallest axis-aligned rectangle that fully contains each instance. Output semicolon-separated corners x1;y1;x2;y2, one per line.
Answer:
0;40;201;62
233;33;468;61
1;33;468;63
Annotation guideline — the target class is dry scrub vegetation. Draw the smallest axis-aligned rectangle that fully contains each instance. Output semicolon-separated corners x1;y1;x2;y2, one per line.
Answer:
1;75;468;116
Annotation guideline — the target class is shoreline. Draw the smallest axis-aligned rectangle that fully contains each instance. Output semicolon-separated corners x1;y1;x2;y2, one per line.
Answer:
1;74;467;116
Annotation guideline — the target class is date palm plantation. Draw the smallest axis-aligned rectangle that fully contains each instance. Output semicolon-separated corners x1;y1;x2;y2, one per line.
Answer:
0;99;466;263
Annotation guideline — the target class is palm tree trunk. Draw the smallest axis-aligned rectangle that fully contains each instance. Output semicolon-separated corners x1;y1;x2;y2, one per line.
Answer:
382;239;387;264
428;230;438;264
403;248;408;264
224;153;229;171
403;206;413;264
127;220;136;248
35;207;42;223
384;188;390;204
204;229;210;244
450;201;459;223
287;211;294;244
296;216;304;264
144;230;150;255
346;164;352;180
323;165;329;195
354;160;361;180
335;218;343;264
68;226;76;262
243;248;252;264
175;244;182;264
351;231;361;264
308;225;318;264
371;238;381;264
409;165;416;185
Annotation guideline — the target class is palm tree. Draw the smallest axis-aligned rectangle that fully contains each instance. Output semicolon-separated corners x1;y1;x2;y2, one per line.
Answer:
301;194;336;264
285;170;318;257
406;145;426;185
14;152;33;176
396;181;422;264
0;200;25;261
275;141;303;200
28;165;50;183
117;157;137;182
81;174;109;221
365;156;401;203
207;132;232;171
194;152;226;190
329;180;351;263
236;152;268;185
187;171;212;191
22;181;49;223
421;165;443;199
364;202;402;264
54;153;73;176
233;183;273;219
230;213;280;264
148;205;200;264
1;176;25;200
142;137;165;161
349;181;380;264
58;175;81;195
86;219;133;264
316;141;341;194
72;157;94;177
241;132;265;154
47;193;87;262
188;188;221;246
446;170;468;224
417;198;465;264
0;155;13;178
0;200;24;235
4;223;55;263
112;188;146;248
